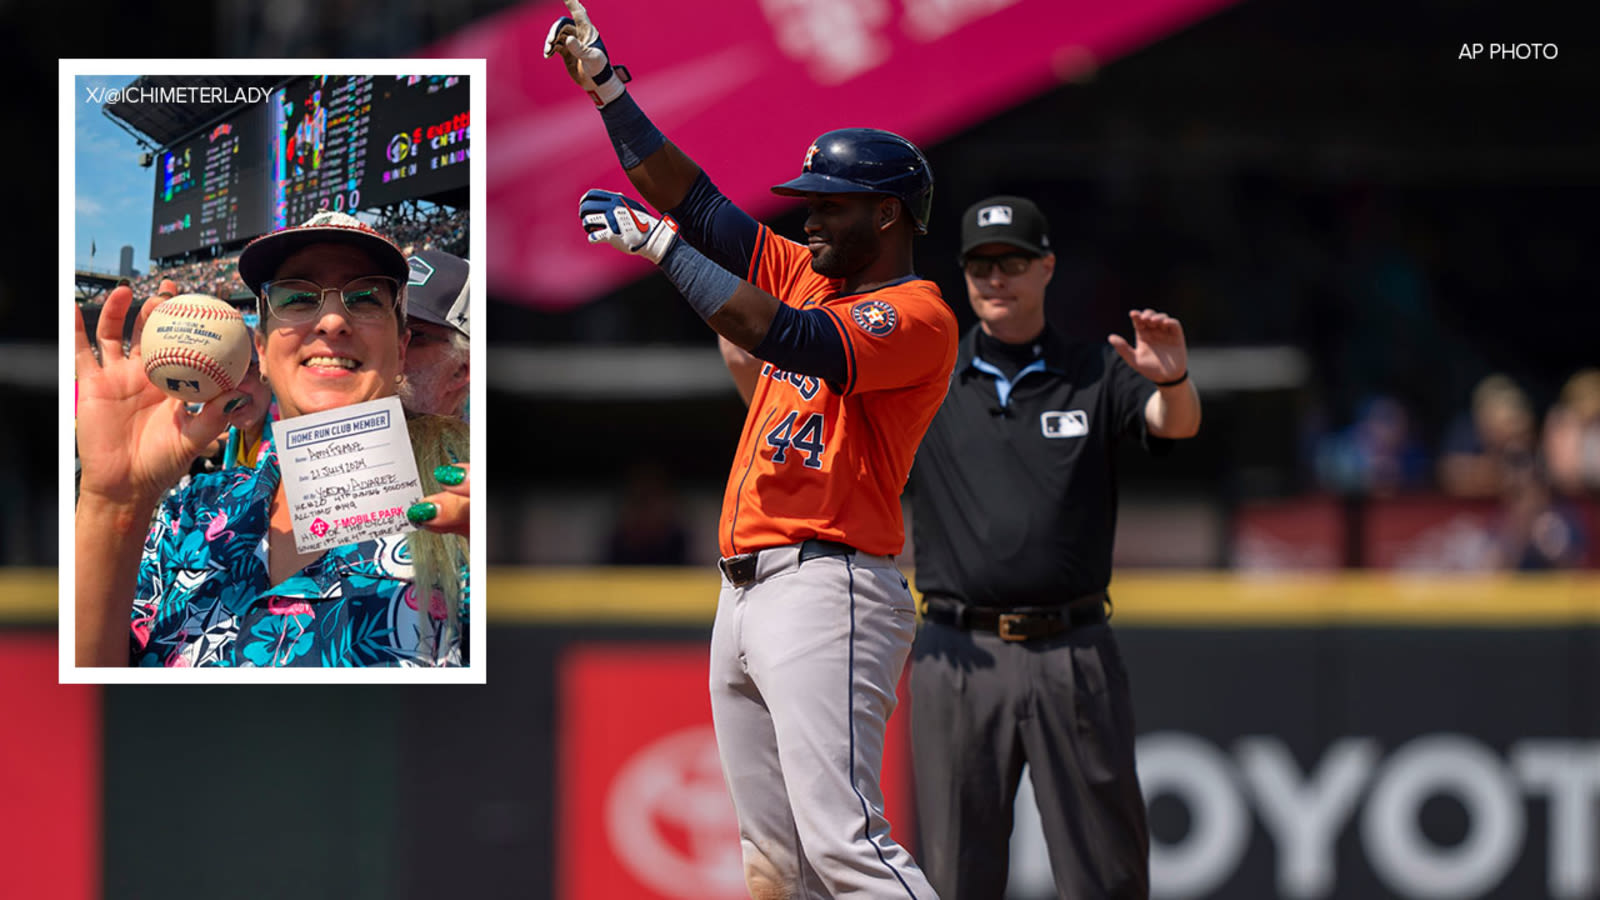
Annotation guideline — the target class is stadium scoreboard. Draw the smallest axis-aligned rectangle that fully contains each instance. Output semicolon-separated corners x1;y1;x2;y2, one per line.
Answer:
149;103;272;260
149;74;470;260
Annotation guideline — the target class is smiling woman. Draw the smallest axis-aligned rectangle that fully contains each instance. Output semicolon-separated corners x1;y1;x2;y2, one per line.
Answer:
73;211;472;669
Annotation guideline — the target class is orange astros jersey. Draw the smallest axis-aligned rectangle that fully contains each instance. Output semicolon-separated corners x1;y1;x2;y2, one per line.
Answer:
719;224;959;558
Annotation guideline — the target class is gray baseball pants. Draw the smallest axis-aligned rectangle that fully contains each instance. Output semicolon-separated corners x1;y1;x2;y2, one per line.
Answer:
709;543;938;899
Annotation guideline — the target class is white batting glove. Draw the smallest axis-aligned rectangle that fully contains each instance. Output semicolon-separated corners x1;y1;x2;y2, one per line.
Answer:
579;189;679;264
543;0;630;108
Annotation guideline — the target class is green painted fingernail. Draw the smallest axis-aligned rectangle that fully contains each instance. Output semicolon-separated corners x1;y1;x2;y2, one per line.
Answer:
406;502;438;524
433;464;465;486
223;396;247;413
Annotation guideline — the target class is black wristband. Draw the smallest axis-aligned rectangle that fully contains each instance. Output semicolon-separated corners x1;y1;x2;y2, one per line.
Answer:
1155;371;1188;388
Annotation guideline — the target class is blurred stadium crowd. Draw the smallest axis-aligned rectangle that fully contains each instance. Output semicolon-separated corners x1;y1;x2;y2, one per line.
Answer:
25;0;1600;579
502;168;1600;570
112;206;470;304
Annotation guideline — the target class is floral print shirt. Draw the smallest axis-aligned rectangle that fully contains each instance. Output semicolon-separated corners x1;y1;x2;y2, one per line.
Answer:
130;435;468;667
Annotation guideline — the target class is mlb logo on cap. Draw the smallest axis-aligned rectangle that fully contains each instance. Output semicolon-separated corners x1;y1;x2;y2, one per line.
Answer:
977;205;1014;227
960;195;1051;258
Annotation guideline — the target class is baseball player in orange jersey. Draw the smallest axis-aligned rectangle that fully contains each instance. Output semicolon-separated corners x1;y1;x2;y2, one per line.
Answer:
548;2;956;896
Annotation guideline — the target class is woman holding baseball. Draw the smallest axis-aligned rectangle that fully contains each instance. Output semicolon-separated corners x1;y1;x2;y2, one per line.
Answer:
73;211;471;668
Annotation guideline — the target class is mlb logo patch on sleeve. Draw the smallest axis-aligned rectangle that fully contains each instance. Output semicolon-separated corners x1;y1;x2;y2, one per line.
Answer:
1040;410;1088;438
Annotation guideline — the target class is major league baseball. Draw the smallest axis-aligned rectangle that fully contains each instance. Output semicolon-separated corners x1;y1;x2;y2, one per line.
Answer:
140;294;253;403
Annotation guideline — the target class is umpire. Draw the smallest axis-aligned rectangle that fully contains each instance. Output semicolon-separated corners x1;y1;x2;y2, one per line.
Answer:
907;195;1201;899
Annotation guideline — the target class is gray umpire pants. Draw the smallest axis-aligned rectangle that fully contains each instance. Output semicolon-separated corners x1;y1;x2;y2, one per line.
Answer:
909;619;1149;899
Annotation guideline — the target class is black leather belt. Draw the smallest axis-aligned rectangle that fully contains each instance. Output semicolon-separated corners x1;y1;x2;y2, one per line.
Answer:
922;593;1108;642
718;539;857;588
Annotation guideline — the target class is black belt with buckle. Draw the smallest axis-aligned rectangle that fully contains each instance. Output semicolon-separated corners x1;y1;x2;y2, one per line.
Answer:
922;593;1108;642
718;539;857;588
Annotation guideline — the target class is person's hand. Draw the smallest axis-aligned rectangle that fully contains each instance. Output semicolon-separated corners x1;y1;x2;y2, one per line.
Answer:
409;462;470;538
222;356;272;433
1108;308;1189;385
579;189;679;263
544;0;630;107
74;285;248;509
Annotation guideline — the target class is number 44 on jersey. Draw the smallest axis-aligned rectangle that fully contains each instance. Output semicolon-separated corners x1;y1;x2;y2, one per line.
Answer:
765;411;825;469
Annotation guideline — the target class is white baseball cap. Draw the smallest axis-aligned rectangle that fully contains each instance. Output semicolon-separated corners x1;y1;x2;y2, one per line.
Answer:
238;211;410;297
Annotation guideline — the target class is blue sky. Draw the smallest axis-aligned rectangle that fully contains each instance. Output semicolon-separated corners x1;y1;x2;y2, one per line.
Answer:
74;75;156;274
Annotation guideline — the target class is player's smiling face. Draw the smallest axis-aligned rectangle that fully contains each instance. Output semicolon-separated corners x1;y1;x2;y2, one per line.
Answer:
964;242;1055;343
803;193;886;279
258;243;408;419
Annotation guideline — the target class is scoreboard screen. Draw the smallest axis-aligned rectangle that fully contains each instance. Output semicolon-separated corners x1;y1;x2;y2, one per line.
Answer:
269;74;470;229
362;75;470;208
270;75;374;225
149;102;272;260
148;74;470;260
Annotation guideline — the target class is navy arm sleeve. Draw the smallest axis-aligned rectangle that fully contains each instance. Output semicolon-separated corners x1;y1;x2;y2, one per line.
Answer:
751;304;848;386
665;172;764;276
667;172;847;383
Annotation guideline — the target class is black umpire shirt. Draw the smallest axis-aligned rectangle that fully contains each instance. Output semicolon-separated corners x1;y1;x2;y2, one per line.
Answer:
909;324;1170;609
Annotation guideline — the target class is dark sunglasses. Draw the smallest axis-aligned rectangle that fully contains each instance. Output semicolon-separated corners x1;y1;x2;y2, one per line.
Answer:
962;253;1037;278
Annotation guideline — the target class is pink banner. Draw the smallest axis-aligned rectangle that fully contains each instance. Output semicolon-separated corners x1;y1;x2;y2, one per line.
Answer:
434;0;1236;310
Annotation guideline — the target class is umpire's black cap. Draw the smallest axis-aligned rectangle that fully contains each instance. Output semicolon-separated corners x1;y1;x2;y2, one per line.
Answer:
959;195;1051;258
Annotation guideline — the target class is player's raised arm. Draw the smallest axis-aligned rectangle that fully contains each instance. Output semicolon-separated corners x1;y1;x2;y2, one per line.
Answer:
546;0;769;278
544;0;701;211
575;189;787;352
576;129;935;390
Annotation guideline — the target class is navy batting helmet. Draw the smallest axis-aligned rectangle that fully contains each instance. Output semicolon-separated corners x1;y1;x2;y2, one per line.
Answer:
771;128;934;234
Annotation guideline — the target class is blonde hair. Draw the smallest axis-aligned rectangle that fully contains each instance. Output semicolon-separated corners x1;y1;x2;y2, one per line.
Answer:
406;413;470;663
1559;368;1600;421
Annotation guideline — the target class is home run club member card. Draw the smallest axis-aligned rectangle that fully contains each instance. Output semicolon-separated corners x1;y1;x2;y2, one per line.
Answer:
277;396;423;553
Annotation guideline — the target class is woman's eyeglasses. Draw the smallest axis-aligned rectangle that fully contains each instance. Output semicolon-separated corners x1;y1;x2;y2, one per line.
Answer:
962;253;1036;279
259;276;400;324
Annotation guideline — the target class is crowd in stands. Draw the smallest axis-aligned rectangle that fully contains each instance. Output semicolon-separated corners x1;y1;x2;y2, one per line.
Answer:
127;255;247;302
1314;370;1600;500
386;209;468;257
84;207;469;306
1310;369;1600;569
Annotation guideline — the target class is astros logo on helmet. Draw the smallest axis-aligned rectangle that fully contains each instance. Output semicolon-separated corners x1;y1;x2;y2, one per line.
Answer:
772;128;935;234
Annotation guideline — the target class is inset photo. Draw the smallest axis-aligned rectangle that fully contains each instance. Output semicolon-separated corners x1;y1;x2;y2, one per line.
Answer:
61;61;486;681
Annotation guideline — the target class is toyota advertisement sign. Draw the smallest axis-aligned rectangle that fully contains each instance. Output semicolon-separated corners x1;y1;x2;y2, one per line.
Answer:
544;622;1598;900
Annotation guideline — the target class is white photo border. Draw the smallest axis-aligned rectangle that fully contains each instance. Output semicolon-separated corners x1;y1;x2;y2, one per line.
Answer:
60;58;488;685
